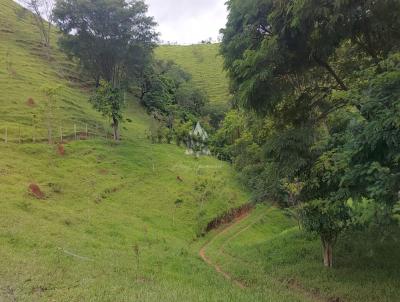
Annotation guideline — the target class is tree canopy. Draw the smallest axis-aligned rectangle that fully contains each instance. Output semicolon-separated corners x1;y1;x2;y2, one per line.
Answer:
54;0;158;87
219;0;400;267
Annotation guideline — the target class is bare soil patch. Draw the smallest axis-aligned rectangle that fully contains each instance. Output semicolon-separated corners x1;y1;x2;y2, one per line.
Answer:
28;183;45;199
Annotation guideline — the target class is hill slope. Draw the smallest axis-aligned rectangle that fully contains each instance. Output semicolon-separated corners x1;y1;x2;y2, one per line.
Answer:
0;1;307;301
0;1;266;301
155;44;231;112
2;1;399;302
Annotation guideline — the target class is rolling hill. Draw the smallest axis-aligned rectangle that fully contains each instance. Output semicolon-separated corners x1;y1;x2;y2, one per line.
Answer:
1;1;400;301
0;1;257;301
155;44;231;112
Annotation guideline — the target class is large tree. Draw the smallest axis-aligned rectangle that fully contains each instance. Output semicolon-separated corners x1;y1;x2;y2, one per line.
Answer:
53;0;158;140
53;0;158;88
220;0;400;267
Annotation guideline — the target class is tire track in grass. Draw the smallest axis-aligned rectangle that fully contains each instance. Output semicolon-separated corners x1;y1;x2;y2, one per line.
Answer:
199;207;332;302
199;211;251;289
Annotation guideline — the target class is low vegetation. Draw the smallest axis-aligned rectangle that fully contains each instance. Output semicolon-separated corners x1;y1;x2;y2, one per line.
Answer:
203;205;400;302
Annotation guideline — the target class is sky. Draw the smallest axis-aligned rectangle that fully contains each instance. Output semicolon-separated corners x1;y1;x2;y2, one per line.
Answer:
145;0;228;45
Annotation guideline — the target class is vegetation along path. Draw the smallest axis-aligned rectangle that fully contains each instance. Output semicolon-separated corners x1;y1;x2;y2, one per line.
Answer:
199;206;330;302
199;209;252;289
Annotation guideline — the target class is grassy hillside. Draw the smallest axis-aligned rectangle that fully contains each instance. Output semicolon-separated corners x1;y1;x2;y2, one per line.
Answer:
0;1;304;301
0;1;257;301
155;44;230;112
0;0;103;141
202;205;400;302
2;1;399;301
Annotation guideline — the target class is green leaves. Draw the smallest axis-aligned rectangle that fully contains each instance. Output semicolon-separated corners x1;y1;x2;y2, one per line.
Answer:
140;60;208;122
299;199;352;243
218;0;400;268
89;80;124;123
54;0;157;86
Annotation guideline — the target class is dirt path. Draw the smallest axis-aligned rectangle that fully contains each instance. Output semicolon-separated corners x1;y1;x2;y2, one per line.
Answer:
199;208;331;302
199;211;251;289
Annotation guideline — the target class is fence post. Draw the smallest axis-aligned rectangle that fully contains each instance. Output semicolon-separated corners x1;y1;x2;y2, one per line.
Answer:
18;126;21;144
74;124;77;140
4;127;7;144
48;126;52;144
60;126;63;143
85;124;88;138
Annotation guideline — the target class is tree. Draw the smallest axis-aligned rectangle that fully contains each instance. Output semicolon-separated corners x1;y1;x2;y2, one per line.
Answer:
300;200;352;267
175;83;208;116
54;0;157;139
53;0;158;87
220;0;400;267
40;84;63;144
138;59;209;146
89;81;124;140
23;0;54;52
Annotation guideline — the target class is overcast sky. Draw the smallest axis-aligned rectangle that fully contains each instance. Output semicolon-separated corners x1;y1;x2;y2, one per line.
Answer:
145;0;228;45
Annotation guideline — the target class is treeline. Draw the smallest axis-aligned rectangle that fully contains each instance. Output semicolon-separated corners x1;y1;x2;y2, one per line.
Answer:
215;0;400;267
138;59;212;144
46;0;211;143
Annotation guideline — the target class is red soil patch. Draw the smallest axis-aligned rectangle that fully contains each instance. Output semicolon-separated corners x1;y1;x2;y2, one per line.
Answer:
205;203;254;233
29;183;45;199
26;97;36;107
57;144;65;156
99;169;108;175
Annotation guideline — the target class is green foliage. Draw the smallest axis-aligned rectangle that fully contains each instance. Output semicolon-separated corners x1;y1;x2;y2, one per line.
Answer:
140;60;210;147
175;82;208;115
174;120;193;146
54;0;158;86
343;54;400;206
140;60;206;118
219;0;400;267
0;3;254;300
300;200;352;244
156;44;230;112
89;80;124;139
221;0;400;111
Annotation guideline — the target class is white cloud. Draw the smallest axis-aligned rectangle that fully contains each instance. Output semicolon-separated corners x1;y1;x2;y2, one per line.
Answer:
145;0;227;44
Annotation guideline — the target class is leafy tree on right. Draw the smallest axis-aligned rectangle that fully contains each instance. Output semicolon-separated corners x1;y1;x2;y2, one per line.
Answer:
219;0;400;267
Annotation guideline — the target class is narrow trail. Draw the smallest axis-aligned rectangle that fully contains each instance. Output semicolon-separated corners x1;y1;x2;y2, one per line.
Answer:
199;208;331;302
199;211;251;289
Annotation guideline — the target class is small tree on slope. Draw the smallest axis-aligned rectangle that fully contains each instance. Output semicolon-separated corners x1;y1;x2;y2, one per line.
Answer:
90;81;124;141
299;200;352;268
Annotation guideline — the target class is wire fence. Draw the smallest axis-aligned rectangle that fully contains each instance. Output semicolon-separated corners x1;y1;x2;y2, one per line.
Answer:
0;121;115;144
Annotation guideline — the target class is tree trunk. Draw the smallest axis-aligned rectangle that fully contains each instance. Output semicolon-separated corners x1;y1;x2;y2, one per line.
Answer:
95;75;100;88
112;117;119;141
322;239;333;268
